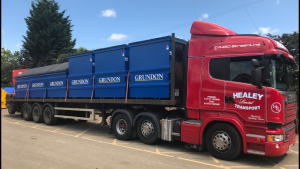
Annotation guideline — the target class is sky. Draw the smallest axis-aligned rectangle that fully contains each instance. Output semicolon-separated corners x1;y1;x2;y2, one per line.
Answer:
1;0;299;53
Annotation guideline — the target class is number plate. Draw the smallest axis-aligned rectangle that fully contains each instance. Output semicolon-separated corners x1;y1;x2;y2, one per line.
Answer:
289;144;293;150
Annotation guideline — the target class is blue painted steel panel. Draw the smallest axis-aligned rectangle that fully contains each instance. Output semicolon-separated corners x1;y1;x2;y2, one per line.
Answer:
29;74;47;98
94;45;129;98
15;76;29;98
68;52;94;98
128;37;172;99
46;71;68;98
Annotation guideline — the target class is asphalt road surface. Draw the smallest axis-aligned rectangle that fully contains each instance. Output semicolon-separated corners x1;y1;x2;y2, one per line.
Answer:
1;109;299;169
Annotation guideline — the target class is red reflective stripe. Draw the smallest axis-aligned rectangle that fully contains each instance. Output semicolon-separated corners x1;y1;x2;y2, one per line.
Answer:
91;75;95;102
65;79;68;102
125;72;129;103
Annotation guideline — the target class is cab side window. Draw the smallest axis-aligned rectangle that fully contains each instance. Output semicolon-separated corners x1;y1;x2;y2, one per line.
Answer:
229;56;261;84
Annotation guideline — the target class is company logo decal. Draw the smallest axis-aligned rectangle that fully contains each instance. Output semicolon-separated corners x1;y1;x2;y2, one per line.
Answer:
71;79;89;85
248;115;264;121
50;81;63;86
135;73;163;81
32;83;44;87
214;43;260;50
233;92;264;100
17;84;27;89
99;77;120;83
271;102;281;113
233;92;264;110
235;104;260;110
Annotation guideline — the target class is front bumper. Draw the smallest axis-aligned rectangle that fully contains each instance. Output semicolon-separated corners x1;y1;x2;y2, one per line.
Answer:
264;134;296;156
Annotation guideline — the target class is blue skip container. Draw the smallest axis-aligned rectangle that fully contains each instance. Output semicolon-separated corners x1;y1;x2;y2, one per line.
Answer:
128;36;173;99
46;62;69;98
68;51;94;98
15;76;30;98
29;64;58;98
94;45;129;99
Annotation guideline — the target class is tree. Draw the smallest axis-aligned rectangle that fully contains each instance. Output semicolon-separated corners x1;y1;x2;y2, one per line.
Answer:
57;47;89;63
22;0;76;67
1;48;19;87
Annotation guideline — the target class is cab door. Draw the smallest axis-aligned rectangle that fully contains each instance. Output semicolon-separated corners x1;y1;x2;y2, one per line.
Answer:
225;55;266;123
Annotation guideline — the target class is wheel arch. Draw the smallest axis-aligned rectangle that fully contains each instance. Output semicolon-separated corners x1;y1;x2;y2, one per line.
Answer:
110;109;139;128
200;118;246;153
133;112;165;139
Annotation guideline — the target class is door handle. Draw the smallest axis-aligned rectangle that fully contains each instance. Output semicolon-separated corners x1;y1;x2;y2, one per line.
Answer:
225;96;235;103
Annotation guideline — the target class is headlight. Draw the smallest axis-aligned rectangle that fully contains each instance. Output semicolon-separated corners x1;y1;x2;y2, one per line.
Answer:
267;135;283;142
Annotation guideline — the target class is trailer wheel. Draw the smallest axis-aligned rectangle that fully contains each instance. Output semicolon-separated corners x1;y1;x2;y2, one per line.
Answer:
205;123;242;160
32;104;44;123
112;114;132;140
8;104;17;114
137;116;159;144
22;103;33;121
43;106;58;125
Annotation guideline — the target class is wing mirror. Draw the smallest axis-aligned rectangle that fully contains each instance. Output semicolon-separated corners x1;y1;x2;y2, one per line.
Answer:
251;59;264;89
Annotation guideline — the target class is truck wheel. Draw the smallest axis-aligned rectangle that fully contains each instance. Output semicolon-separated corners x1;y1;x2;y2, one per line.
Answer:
205;123;242;160
32;104;44;123
137;116;159;144
112;114;132;140
8;105;17;114
22;103;33;121
43;106;58;125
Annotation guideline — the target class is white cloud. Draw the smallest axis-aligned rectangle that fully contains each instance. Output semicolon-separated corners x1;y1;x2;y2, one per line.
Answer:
1;30;4;33
101;9;117;18
198;13;209;20
108;33;128;41
253;27;279;35
276;0;280;4
16;44;22;47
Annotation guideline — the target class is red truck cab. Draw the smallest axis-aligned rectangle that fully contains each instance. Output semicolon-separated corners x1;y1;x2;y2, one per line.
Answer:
184;21;297;159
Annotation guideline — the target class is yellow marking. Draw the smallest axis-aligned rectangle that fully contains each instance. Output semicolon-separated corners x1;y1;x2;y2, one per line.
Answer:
14;121;21;124
52;123;72;132
280;167;286;169
178;157;229;169
225;166;254;168
112;139;117;145
82;137;174;158
284;165;298;166
75;121;100;137
159;152;190;154
207;152;220;164
56;132;77;137
288;150;299;154
32;124;42;128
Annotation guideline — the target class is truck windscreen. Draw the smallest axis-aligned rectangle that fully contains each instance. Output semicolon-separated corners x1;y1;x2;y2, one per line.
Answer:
269;59;295;91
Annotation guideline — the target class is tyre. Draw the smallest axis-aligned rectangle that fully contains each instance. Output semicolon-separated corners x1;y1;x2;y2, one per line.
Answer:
32;104;44;123
205;123;242;160
22;103;33;121
112;114;132;140
136;116;159;145
7;104;17;114
43;106;58;125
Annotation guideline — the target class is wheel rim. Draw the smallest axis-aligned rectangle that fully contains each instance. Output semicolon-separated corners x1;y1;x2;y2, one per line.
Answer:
44;109;51;123
32;107;39;121
212;131;231;153
23;106;29;119
140;120;154;138
116;119;127;135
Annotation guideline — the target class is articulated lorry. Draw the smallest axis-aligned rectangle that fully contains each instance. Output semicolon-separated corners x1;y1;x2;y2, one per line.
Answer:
6;21;297;160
